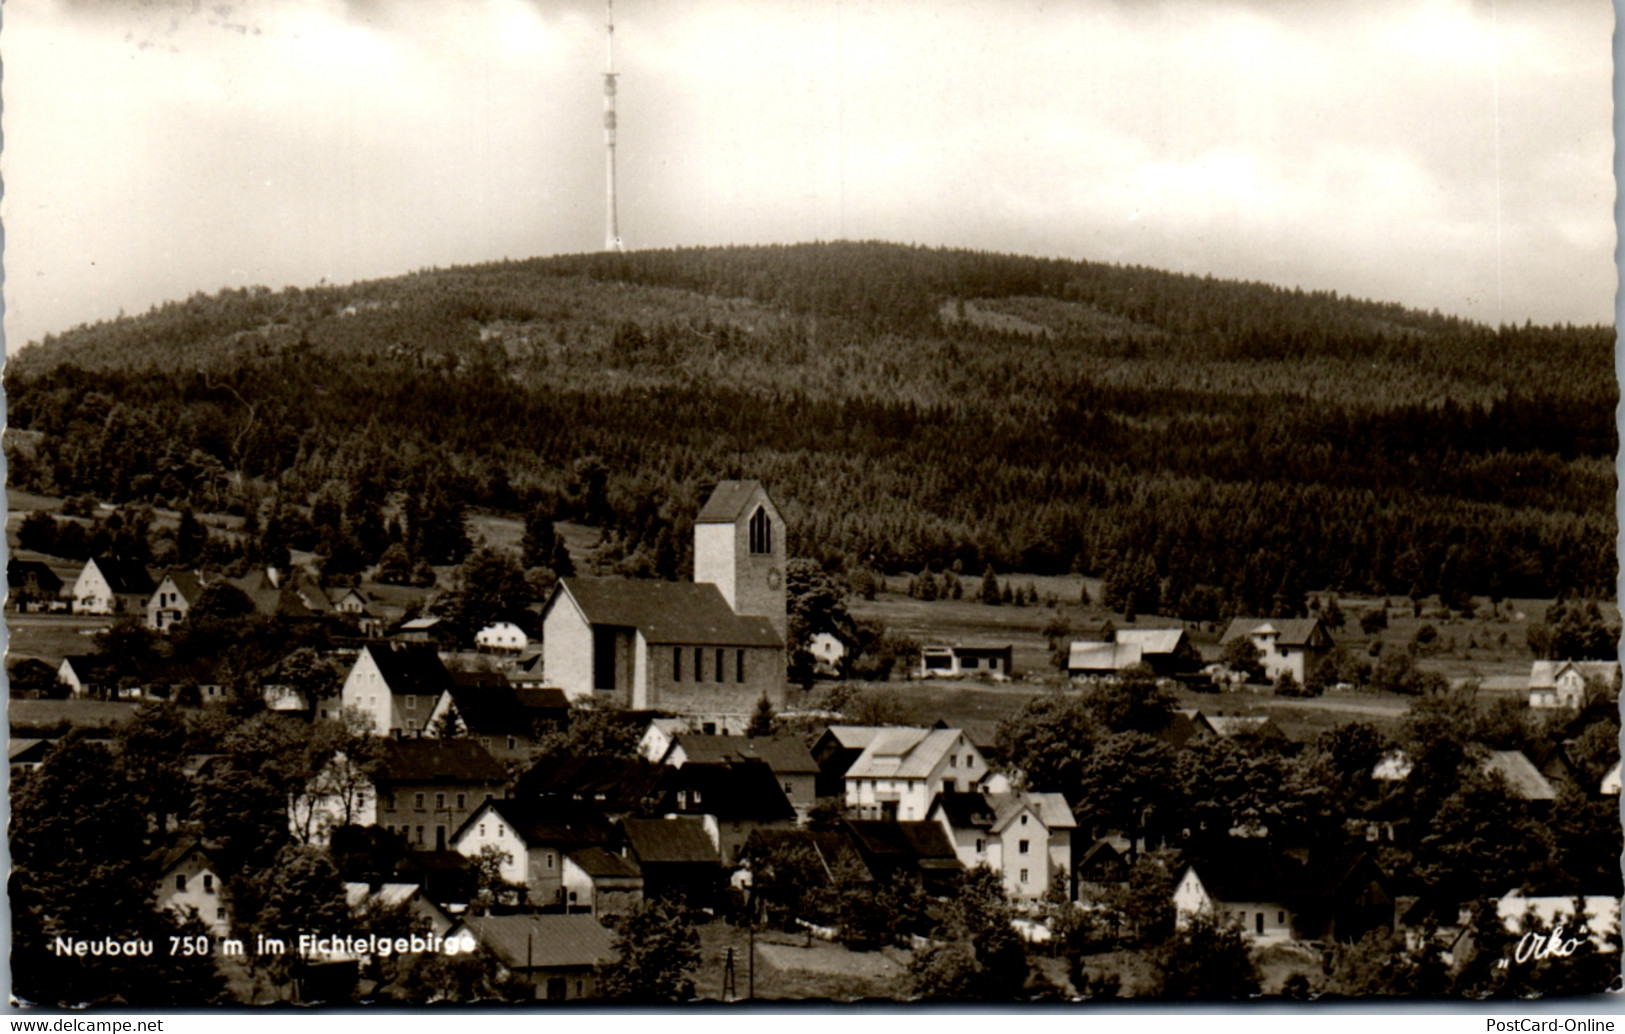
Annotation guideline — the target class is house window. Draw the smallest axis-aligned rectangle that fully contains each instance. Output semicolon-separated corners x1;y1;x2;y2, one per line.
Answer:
546;853;554;869
415;793;425;811
457;794;466;809
1278;911;1285;924
203;874;214;893
1019;840;1030;854
479;824;487;837
749;507;772;555
963;657;979;669
175;875;187;892
943;779;956;793
693;789;703;805
1020;815;1028;826
989;657;1000;670
406;695;416;710
716;649;725;683
674;648;683;681
415;826;425;845
1256;913;1265;935
436;793;446;810
594;627;618;691
737;650;745;682
784;782;794;794
216;907;226;921
481;737;491;749
1019;869;1029;883
384;794;396;812
975;838;986;853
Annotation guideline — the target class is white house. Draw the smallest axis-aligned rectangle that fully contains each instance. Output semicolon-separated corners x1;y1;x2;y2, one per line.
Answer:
339;642;455;736
475;622;529;653
537;481;788;724
807;632;847;675
1529;660;1621;710
451;798;617;907
152;839;232;937
844;726;988;821
71;558;155;615
929;791;1076;901
146;569;206;632
917;645;1015;680
1173;858;1296;944
1219;618;1333;683
1601;761;1621;796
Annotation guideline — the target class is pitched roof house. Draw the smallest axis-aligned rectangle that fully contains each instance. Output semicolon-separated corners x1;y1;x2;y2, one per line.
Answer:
1220;618;1334;682
340;642;456;737
1067;640;1144;677
452;797;617;907
146;569;206;632
929;790;1077;900
71;557;155;615
152;838;232;937
561;846;644;918
664;733;820;816
652;758;797;863
424;681;568;762
449;913;617;1001
539;481;788;725
516;755;671;819
1529;660;1622;710
844;819;964;893
1174;845;1394;945
844;726;989;821
8;558;64;607
621;816;724;906
1113;628;1203;676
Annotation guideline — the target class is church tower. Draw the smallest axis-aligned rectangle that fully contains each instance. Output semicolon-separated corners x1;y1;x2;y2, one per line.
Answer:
693;480;787;645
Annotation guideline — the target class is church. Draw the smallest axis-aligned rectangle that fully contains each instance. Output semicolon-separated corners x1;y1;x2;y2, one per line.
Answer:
538;480;788;723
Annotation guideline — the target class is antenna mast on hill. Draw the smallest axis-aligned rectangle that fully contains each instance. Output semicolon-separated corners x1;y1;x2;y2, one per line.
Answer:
603;0;624;252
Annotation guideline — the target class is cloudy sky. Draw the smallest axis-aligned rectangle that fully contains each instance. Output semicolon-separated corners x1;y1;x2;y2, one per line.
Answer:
1;0;1615;350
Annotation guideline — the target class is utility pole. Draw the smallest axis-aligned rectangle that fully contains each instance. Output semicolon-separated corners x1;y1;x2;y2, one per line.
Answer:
603;0;623;252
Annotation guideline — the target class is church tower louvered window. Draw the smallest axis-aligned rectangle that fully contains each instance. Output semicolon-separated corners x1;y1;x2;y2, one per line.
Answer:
749;506;772;555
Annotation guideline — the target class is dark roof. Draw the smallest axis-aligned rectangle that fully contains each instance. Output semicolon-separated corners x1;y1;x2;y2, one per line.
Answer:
512;687;569;712
695;480;770;523
1077;839;1127;879
92;558;156;595
743;828;874;882
1155;710;1215;750
396;849;473;874
148;836;217;874
516;755;671;811
846;820;962;870
1185;845;1388;906
672;734;818;774
567;845;642;879
931;792;998;830
467;798;617;849
459;913;616;970
363;642;454;696
60;655;100;681
556;577;782;647
622;817;720;865
448;670;511;691
442;684;561;737
8;559;63;593
1220;618;1328;648
156;568;206;602
374;739;508;785
656;760;796;822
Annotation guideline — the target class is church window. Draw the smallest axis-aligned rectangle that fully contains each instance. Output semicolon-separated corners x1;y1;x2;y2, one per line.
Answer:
716;649;725;682
694;648;704;681
674;648;682;681
749;507;772;555
736;650;745;681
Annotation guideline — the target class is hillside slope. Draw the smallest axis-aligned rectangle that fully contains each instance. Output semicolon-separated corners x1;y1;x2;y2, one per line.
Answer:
5;241;1616;610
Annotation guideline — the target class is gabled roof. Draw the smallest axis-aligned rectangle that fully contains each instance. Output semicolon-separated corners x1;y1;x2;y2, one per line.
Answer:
1156;709;1215;750
672;734;818;774
1220;618;1327;648
457;913;616;970
622;816;719;865
344;881;425;910
512;687;569;712
845;820;962;872
695;480;771;523
149;836;216;875
554;577;782;647
362;642;453;696
931;792;997;829
89;558;156;595
1481;750;1557;802
8;738;51;764
656;760;796;821
1112;628;1189;655
59;655;100;681
448;669;511;691
516;755;670;810
1529;660;1621;689
374;739;508;785
567;845;642;879
443;684;566;737
8;559;63;593
155;569;205;603
1206;715;1282;740
846;727;965;781
744;828;873;882
466;798;617;850
1068;641;1142;671
817;726;895;751
1180;842;1295;905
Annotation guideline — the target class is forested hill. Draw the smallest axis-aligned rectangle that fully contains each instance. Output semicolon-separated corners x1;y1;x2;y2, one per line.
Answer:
5;241;1616;611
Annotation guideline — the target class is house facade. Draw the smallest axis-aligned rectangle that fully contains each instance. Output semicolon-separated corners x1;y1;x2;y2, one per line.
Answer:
844;727;988;821
918;645;1015;679
71;558;155;615
1529;660;1621;710
1220;618;1334;682
340;642;455;736
146;569;205;632
452;799;617;907
152;840;232;938
929;791;1076;901
449;913;616;1001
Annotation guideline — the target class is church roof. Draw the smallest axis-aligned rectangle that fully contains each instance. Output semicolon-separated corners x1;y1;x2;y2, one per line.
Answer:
695;480;770;523
557;577;781;647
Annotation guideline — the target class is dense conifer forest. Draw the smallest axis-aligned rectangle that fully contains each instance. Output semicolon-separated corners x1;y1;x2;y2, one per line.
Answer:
6;242;1615;614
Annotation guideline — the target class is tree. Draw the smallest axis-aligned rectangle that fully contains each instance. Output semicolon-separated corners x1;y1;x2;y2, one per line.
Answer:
273;647;348;710
1041;612;1074;671
520;505;560;570
174;506;207;566
1359;607;1389;635
1085;664;1176;734
746;695;777;737
979;566;1002;605
8;657;63;698
1154;912;1260;999
994;691;1097;794
920;867;1031;1000
597;898;700;1003
431;547;531;647
1218;636;1264;683
1322;595;1346;630
1526;598;1619;660
1323;927;1450;996
786;558;857;676
245;844;352;999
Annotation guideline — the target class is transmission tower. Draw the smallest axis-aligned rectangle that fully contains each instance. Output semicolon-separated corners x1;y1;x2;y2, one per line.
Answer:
603;0;623;252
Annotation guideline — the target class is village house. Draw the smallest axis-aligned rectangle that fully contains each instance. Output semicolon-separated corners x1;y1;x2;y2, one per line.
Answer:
71;557;156;615
451;798;617;907
538;481;788;724
1174;846;1395;944
151;838;232;937
917;645;1015;680
340;642;457;737
660;733;821;818
475;621;529;653
7;558;64;611
424;682;569;763
620;816;724;907
372;739;510;852
1528;660;1621;710
1220;617;1334;683
331;587;385;637
1111;628;1203;677
651;758;797;864
844;819;964;894
807;632;847;676
56;655;104;698
344;882;455;940
448;913;616;1001
560;847;644;918
516;755;671;820
146;569;206;632
9;738;54;779
1067;640;1145;678
929;790;1077;901
844;726;990;821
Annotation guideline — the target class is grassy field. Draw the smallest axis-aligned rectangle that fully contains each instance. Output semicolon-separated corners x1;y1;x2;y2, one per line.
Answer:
7;613;112;664
9;698;141;732
691;919;912;1001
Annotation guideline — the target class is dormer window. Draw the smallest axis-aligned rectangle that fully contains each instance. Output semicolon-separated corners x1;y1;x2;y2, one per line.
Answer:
749;507;772;555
